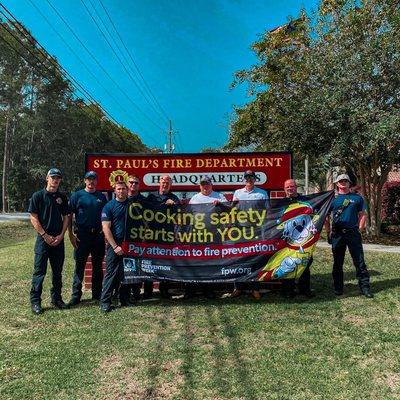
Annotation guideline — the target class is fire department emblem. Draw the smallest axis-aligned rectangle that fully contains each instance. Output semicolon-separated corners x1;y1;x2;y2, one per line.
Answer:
109;169;128;187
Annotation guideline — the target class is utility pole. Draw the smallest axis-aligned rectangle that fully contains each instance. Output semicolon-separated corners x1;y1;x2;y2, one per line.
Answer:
165;120;175;154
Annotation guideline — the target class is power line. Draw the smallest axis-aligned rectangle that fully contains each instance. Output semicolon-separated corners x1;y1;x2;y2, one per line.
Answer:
0;7;120;127
98;0;170;122
0;15;146;144
21;0;156;143
45;0;166;133
83;0;168;125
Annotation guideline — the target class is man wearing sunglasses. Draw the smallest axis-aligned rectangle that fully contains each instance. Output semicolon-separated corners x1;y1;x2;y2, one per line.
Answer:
230;170;269;300
126;175;146;301
325;174;373;298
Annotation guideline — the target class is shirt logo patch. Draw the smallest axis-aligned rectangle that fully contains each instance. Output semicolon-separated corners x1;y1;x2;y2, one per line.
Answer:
56;197;63;205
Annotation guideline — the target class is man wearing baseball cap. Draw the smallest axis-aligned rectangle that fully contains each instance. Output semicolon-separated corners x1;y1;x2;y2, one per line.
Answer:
68;171;108;307
325;173;373;298
186;176;228;299
28;168;70;314
230;170;269;300
189;176;227;205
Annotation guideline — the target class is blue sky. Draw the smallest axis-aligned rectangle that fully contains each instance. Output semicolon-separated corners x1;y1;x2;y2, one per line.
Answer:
3;0;319;152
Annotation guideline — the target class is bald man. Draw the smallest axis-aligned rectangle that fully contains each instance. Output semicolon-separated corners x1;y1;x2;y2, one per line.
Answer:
281;179;315;298
146;175;180;298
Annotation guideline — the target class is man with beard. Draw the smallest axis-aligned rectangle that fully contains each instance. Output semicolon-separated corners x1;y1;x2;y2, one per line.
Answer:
325;174;373;298
126;175;146;301
99;181;132;312
68;171;107;307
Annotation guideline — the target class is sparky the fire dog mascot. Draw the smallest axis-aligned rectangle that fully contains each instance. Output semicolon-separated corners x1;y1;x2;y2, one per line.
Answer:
259;202;320;281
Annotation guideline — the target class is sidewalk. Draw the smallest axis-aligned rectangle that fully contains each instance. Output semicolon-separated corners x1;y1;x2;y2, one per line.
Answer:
317;240;400;254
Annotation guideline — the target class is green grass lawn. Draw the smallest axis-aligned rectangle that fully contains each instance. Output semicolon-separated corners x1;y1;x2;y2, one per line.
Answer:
0;222;399;400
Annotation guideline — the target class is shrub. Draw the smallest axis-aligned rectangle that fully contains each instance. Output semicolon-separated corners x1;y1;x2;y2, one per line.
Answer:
381;181;400;224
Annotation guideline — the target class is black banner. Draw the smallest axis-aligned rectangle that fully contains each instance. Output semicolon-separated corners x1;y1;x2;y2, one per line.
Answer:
121;191;334;283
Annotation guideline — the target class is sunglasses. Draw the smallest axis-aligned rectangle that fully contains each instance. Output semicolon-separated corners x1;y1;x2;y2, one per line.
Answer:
129;181;139;185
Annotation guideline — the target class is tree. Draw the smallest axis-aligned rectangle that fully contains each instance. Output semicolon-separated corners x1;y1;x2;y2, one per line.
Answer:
0;21;149;210
228;0;400;237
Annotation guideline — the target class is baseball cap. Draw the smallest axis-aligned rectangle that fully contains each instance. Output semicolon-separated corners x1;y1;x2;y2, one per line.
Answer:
244;170;256;179
84;171;98;179
334;174;350;183
200;176;212;185
47;168;62;178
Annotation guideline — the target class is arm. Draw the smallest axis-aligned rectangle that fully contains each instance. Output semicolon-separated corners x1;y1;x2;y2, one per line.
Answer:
68;214;79;249
102;220;123;256
324;215;332;243
165;198;177;205
30;213;55;245
358;211;367;231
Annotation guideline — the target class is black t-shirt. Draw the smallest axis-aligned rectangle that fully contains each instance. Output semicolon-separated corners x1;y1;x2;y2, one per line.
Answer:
146;191;179;204
128;193;146;202
28;189;69;235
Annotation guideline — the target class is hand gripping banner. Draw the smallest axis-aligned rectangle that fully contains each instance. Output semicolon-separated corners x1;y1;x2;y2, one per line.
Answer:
121;190;334;283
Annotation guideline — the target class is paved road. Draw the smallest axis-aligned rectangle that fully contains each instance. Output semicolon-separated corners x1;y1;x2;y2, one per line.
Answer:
0;212;30;222
0;213;399;253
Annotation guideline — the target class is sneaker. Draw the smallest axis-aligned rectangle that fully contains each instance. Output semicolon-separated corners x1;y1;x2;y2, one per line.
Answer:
299;290;315;299
100;304;114;313
230;289;242;298
120;301;135;308
51;300;68;309
282;290;296;299
252;290;261;300
68;298;81;307
205;291;216;299
361;289;374;298
31;303;43;315
334;289;343;296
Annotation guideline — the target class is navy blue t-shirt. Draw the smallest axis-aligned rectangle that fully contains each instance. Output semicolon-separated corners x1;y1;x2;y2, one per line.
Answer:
101;198;129;241
28;189;69;235
69;189;107;231
329;193;365;229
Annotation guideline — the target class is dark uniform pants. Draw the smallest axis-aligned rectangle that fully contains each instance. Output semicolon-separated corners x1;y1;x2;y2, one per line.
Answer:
100;244;129;307
281;258;312;295
234;281;260;291
31;236;65;305
332;229;370;292
71;232;105;301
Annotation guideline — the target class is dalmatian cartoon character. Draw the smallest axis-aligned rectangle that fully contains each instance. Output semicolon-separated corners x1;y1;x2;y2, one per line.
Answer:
278;202;320;253
259;202;320;281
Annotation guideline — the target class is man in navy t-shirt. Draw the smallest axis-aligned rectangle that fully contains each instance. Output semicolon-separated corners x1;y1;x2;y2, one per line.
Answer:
325;174;373;298
99;181;131;312
68;171;107;306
